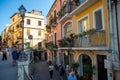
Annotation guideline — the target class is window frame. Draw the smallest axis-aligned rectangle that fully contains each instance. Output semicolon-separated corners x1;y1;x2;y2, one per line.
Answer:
27;19;31;25
93;6;104;30
77;14;89;33
38;21;41;26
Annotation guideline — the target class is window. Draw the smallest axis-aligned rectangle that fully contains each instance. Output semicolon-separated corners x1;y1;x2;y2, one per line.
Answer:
27;29;30;35
54;33;57;44
64;22;72;37
78;16;88;33
38;42;42;49
38;21;41;26
13;18;14;22
94;9;103;30
38;29;41;36
54;10;56;18
27;19;31;25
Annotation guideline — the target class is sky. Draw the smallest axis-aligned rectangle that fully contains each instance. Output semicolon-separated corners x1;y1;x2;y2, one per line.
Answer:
0;0;55;35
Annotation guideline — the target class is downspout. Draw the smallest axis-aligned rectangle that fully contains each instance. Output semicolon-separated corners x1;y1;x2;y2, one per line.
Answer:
114;0;120;63
108;0;115;80
108;0;115;61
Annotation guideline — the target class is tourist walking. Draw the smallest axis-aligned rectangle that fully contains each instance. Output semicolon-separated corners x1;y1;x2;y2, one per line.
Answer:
68;71;77;80
11;46;18;66
49;61;54;80
2;47;7;61
59;64;65;80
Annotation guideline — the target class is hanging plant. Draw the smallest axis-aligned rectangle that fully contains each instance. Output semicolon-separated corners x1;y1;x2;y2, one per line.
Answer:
86;28;96;35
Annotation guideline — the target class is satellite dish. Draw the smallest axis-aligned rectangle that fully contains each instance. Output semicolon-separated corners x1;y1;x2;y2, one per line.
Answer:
28;34;33;40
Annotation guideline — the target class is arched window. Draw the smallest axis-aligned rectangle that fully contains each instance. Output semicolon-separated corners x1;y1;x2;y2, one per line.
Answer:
64;22;72;38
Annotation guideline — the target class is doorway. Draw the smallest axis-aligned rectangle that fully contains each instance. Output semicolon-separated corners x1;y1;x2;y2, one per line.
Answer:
97;55;107;80
79;54;92;80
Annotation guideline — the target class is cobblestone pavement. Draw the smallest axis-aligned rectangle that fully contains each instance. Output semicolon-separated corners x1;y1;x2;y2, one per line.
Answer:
32;61;61;80
0;54;18;80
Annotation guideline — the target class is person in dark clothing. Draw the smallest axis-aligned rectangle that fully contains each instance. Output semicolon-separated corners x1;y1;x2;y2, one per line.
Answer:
11;46;18;66
59;64;65;80
2;48;7;61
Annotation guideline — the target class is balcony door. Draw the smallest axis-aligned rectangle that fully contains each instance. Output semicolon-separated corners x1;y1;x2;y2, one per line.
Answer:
78;16;89;47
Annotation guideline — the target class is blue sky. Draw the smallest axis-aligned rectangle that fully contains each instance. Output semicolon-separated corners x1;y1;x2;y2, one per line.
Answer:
0;0;55;35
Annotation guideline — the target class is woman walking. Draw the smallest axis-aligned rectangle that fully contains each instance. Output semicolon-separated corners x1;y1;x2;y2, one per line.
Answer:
49;61;54;80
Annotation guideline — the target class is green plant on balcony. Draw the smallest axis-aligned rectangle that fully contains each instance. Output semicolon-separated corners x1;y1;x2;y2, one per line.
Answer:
58;39;67;47
57;10;62;19
49;16;54;24
70;33;78;39
86;28;96;35
46;25;51;32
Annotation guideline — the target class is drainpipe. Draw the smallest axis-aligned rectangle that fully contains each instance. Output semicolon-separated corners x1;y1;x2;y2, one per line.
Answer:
108;0;115;61
108;0;115;80
114;0;120;64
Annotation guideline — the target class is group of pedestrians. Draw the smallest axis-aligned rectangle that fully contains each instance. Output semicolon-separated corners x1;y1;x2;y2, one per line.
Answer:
0;46;21;66
48;61;78;80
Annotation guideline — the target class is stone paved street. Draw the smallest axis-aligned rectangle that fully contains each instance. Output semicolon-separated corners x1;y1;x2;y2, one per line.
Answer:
32;61;61;80
0;53;61;80
0;54;18;80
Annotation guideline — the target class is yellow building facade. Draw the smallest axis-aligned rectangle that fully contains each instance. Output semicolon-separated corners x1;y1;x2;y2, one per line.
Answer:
8;13;22;47
72;0;109;80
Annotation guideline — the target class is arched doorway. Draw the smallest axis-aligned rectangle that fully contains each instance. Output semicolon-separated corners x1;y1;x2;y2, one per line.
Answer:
78;54;92;80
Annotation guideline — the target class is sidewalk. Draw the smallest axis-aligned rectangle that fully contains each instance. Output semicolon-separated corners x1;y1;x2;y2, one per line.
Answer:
31;61;61;80
0;54;18;80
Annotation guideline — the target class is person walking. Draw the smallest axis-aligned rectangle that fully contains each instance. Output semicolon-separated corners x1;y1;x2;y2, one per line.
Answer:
2;47;7;61
68;71;77;80
49;61;54;80
59;64;65;80
11;46;18;66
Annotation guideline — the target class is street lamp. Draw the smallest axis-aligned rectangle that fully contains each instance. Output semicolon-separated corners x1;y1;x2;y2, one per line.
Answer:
18;5;27;61
18;5;26;50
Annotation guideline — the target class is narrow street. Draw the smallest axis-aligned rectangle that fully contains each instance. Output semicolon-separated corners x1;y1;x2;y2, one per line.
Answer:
0;54;18;80
0;53;61;80
32;61;60;80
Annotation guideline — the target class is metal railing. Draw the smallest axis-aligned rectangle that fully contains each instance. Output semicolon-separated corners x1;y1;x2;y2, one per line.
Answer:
77;30;106;47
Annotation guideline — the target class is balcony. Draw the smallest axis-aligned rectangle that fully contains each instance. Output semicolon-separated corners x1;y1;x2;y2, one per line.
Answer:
58;37;74;47
58;0;98;23
46;41;58;51
46;25;51;32
59;30;108;50
17;36;22;40
70;0;98;15
49;16;57;27
58;0;87;23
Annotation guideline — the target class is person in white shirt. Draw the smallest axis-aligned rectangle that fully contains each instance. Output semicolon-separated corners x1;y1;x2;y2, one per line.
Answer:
49;62;54;80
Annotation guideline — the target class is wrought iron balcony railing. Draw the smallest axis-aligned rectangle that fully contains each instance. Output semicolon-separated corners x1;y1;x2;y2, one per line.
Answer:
76;30;106;47
57;0;86;19
46;41;58;51
58;30;107;49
